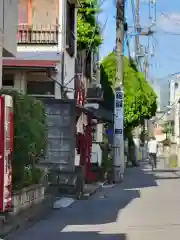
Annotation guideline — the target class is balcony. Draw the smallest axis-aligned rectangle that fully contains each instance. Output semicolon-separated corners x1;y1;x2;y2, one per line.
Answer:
17;25;58;45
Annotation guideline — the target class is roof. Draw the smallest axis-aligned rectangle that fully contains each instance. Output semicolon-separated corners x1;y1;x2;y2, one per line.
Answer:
2;59;59;69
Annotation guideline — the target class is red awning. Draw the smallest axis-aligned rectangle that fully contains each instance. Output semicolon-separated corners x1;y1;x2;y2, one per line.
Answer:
3;59;59;69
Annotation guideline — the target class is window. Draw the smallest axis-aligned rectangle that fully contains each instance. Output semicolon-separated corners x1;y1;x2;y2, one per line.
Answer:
2;74;14;87
66;1;75;56
27;81;55;96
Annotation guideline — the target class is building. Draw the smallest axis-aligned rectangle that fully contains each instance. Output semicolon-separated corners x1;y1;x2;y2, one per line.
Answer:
169;78;180;105
169;78;180;143
151;78;180;142
3;0;77;99
0;0;18;87
151;82;161;111
1;0;112;184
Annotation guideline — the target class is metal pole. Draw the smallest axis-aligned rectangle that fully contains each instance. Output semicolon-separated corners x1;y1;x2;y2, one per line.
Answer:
143;48;149;159
113;0;125;182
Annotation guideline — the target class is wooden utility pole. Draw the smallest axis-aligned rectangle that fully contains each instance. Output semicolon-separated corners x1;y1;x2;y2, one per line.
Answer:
113;0;125;182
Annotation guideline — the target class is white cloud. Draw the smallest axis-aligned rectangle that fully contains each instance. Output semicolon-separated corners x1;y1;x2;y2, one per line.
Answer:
157;12;180;33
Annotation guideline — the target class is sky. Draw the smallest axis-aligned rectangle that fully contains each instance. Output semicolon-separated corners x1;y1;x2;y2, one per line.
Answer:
99;0;180;82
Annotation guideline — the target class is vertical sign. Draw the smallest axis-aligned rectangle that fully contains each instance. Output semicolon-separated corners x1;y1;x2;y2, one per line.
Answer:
0;95;13;212
114;89;124;135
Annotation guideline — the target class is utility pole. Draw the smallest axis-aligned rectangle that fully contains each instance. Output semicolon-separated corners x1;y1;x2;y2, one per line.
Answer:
113;0;125;182
135;0;140;63
144;49;149;155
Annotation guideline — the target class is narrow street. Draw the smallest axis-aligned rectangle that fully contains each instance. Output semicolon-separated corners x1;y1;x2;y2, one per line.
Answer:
7;159;180;240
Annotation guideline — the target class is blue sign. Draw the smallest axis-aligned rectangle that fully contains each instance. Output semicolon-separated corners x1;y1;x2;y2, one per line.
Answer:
106;129;113;135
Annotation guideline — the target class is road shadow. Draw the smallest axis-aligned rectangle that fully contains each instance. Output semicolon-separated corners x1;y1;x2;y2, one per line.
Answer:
154;170;180;180
55;232;127;240
146;169;179;173
9;227;127;240
122;161;158;189
155;176;180;180
7;162;158;240
142;160;180;180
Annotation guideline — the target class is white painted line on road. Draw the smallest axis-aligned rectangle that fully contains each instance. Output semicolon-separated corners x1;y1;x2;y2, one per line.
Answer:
53;197;75;209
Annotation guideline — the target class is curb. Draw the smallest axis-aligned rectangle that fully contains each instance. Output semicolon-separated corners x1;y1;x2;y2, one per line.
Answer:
82;183;104;199
0;222;20;239
89;183;104;197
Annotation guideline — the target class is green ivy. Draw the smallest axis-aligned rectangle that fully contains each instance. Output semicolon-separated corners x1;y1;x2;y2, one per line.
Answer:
77;0;103;50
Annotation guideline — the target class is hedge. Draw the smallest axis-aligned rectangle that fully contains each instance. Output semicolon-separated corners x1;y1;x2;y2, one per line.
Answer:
0;90;47;189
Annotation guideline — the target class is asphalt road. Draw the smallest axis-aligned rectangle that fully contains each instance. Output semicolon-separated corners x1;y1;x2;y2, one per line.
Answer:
7;160;180;240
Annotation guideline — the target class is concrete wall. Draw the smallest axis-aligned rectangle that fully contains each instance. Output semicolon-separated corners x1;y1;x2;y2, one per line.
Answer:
2;0;18;57
31;0;58;26
12;184;45;215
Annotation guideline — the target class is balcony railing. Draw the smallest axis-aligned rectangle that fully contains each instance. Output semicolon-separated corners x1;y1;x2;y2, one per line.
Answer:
17;25;59;45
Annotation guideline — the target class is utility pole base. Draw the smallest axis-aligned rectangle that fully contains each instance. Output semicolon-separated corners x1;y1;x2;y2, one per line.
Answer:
113;166;123;183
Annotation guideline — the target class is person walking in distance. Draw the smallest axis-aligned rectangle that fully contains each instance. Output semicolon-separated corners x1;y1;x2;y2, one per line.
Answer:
148;137;158;168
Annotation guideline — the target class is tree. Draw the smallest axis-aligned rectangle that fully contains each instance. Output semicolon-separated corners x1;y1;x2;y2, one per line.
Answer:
100;52;157;131
77;0;103;50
